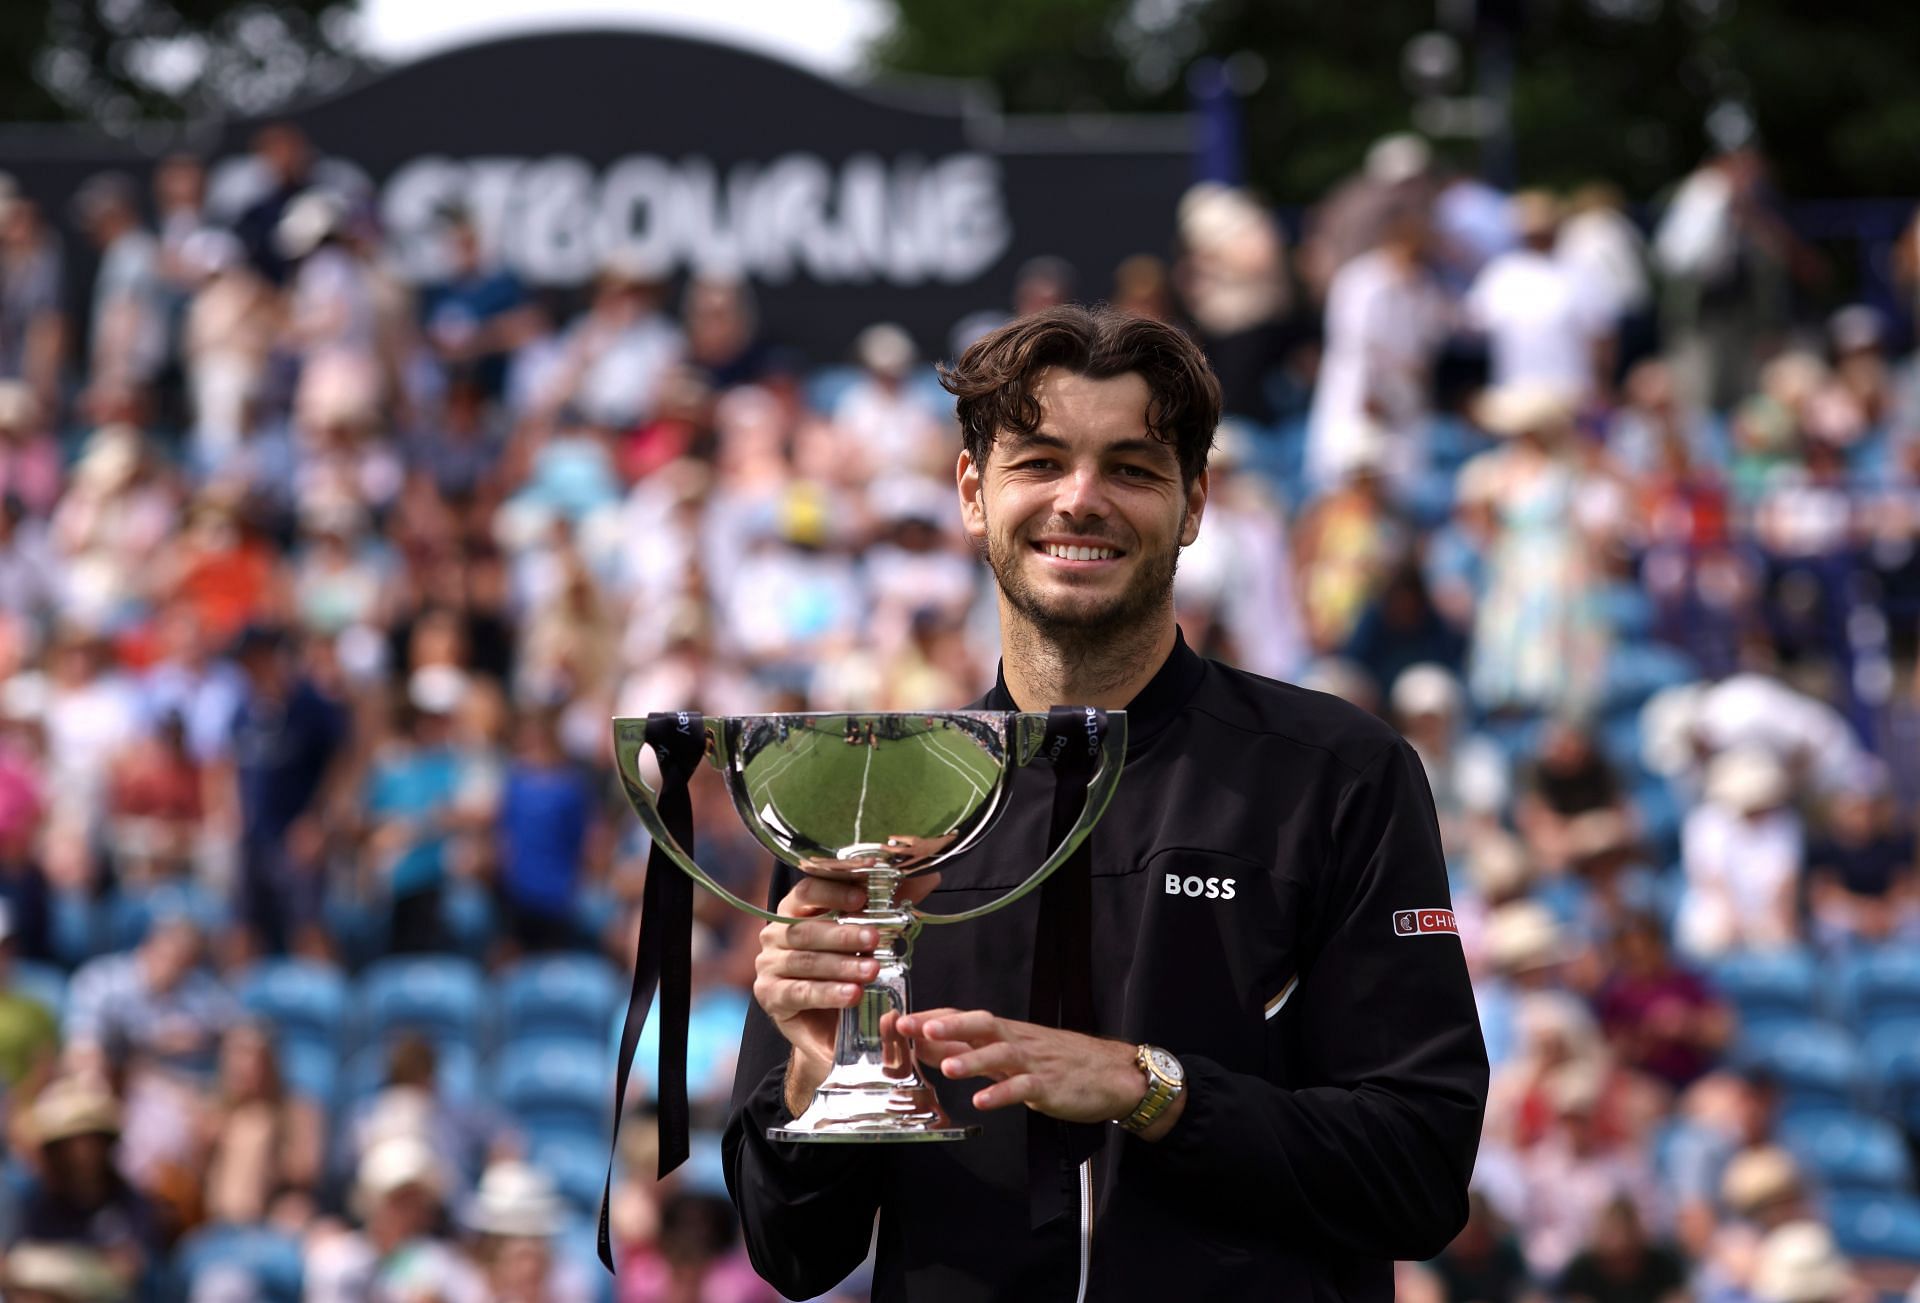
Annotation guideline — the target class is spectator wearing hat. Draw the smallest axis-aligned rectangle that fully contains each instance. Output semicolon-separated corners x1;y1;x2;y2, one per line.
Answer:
1677;747;1801;958
1750;1221;1858;1303
16;1077;157;1286
828;322;947;481
179;224;277;474
0;899;57;1089
1467;191;1612;398
2;1241;126;1303
1466;386;1614;716
227;624;349;956
1394;663;1511;866
305;1134;485;1303
460;1161;596;1303
1694;1150;1821;1303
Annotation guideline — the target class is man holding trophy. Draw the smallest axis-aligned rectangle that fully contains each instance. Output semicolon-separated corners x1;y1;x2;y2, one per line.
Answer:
624;305;1486;1300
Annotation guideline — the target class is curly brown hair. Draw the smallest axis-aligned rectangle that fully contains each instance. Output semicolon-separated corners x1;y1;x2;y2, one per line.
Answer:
937;305;1220;486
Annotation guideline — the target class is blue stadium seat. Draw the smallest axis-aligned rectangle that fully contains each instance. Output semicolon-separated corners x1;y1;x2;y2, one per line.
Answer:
173;1225;304;1303
1777;1109;1915;1194
803;365;864;416
1838;947;1920;1027
1594;584;1657;643
498;956;621;1043
1827;1193;1920;1264
528;1132;608;1216
238;960;350;1049
1740;1020;1863;1108
10;959;67;1018
344;1040;480;1106
358;956;487;1049
555;1220;616;1303
276;1038;340;1104
441;879;498;957
493;1040;609;1138
1600;643;1698;714
1863;1019;1920;1131
107;882;228;950
1712;948;1821;1023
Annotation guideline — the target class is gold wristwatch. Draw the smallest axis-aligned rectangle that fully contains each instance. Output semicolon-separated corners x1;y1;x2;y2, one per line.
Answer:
1118;1044;1185;1135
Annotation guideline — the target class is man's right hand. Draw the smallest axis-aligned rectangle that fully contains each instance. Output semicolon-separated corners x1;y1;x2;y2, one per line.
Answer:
754;872;942;1114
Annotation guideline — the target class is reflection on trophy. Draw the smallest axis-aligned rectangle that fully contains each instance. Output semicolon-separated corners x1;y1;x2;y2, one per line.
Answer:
612;709;1126;1142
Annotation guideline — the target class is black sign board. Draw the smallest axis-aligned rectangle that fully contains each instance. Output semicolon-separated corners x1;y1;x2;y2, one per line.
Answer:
1;29;1193;360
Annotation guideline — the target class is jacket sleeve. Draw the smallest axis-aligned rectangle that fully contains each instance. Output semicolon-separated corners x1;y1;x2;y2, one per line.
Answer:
720;861;884;1299
1132;737;1489;1261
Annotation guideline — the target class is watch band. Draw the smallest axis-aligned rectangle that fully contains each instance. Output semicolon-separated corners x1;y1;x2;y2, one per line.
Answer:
1119;1044;1183;1135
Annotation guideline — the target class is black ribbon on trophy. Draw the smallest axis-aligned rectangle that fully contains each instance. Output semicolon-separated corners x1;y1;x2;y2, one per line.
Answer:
1026;705;1109;1230
598;711;704;1271
599;706;1111;1268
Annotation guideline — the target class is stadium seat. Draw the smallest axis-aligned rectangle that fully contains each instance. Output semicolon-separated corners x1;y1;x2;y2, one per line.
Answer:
1864;1019;1920;1131
358;956;488;1049
1777;1109;1915;1194
172;1225;304;1303
238;959;350;1050
344;1040;480;1106
1838;947;1920;1027
276;1038;340;1104
107;882;228;950
528;1132;608;1215
492;1039;609;1138
1712;948;1821;1023
1594;584;1657;642
10;959;66;1018
441;879;498;957
555;1220;617;1303
498;955;621;1044
1739;1020;1863;1108
1826;1192;1920;1265
1600;642;1698;715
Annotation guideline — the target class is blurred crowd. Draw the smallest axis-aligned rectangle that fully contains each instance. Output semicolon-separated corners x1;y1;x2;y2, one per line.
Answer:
0;114;1918;1303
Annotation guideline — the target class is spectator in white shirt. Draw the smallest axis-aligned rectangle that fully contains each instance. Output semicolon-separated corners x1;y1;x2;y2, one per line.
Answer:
1676;747;1803;957
1466;191;1610;399
1305;203;1450;496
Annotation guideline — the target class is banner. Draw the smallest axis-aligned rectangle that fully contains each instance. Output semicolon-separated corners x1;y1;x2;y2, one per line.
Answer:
0;29;1193;359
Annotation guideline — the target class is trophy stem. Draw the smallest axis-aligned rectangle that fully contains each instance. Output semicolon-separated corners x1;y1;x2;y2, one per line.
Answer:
769;870;978;1143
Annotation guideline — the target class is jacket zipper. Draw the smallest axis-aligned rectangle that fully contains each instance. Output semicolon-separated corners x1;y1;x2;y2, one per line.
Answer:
1074;1156;1093;1303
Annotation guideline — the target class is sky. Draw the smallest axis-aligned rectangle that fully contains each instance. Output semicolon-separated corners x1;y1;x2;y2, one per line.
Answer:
354;0;889;76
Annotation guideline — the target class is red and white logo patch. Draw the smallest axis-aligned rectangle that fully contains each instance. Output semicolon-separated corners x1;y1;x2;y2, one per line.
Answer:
1392;908;1458;937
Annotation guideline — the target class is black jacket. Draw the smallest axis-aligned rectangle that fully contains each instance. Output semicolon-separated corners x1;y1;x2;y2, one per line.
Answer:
722;633;1489;1301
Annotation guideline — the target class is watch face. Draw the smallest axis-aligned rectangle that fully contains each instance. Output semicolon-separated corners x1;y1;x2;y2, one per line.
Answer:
1148;1048;1184;1084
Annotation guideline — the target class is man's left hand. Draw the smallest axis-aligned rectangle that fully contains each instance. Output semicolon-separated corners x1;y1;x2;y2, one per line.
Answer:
894;1008;1179;1137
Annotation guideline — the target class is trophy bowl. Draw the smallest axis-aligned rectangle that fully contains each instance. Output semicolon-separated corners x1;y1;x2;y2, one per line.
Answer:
613;710;1126;1142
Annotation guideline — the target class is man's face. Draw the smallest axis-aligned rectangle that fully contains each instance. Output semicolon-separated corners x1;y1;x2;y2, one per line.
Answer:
957;369;1206;638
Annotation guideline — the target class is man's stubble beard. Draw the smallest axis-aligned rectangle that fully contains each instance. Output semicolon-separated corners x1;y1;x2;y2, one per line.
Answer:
982;507;1184;673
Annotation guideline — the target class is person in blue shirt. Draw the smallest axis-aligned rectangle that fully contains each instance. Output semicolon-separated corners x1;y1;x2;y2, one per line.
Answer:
494;707;596;953
362;667;471;953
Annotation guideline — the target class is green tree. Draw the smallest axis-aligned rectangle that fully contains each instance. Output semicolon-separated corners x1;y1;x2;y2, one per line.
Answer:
0;0;363;132
869;0;1920;201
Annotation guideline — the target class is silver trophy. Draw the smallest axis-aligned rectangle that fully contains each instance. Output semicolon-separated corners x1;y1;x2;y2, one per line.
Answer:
612;711;1126;1142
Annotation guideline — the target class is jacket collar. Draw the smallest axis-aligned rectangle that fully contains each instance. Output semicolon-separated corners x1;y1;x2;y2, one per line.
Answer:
979;625;1206;751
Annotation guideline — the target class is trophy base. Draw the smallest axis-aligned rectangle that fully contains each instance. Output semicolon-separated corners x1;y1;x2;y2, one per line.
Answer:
769;1081;979;1144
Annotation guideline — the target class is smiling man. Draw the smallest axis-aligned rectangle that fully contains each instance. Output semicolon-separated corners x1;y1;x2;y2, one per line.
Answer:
722;305;1488;1302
